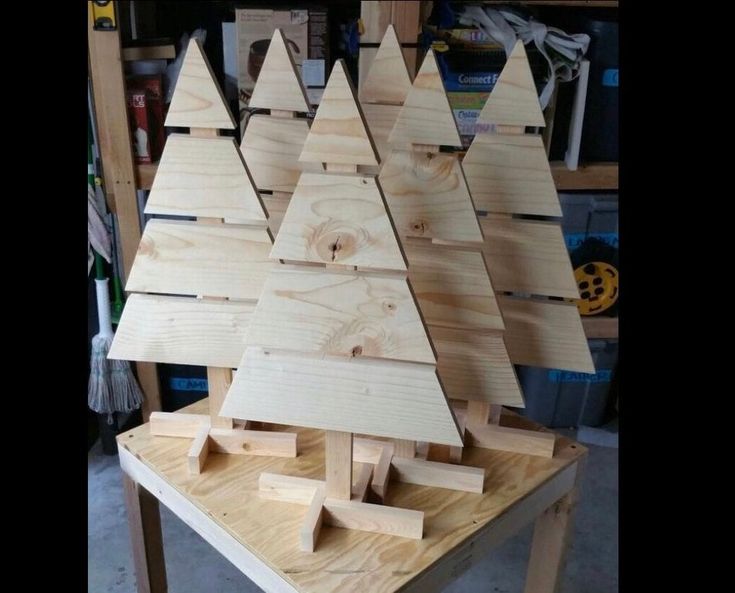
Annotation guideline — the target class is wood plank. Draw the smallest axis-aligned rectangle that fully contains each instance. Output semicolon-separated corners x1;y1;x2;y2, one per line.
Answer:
149;411;210;437
109;294;253;368
136;162;157;190
207;367;233;430
187;425;210;474
326;430;353;500
260;193;290;236
405;243;504;332
299;488;326;552
388;49;462;148
582;316;618;339
551;161;619;191
360;1;393;43
248;29;310;113
145;134;266;223
479;217;578;298
466;423;556;458
429;326;524;407
394;439;416;459
125;220;273;300
300;60;379;167
208;428;297;458
245;267;435;364
464;133;562;217
361;103;402;164
221;347;463;446
498;296;595;373
380;150;483;243
323;499;424;539
359;25;412;105
391;456;485;494
122;44;175;61
271;172;407;271
165;38;236;130
352;463;374;502
477;40;545;128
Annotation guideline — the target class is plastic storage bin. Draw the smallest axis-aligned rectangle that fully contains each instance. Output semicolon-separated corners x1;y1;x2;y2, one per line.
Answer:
158;363;208;412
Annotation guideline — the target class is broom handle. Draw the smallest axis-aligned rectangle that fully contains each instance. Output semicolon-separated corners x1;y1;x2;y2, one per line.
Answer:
95;278;114;340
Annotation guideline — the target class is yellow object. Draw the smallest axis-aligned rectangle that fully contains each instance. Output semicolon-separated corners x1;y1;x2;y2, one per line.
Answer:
574;261;619;316
92;1;116;31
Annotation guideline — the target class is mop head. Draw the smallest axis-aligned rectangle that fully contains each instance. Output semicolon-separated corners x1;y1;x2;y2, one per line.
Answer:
109;357;145;415
88;334;114;422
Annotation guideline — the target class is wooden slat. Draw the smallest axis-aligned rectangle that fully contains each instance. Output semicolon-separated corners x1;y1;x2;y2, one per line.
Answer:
240;116;322;194
221;347;463;447
145;134;266;223
479;217;578;298
207;428;297;458
581;316;618;339
207;367;233;429
109;294;253;368
165;38;235;130
260;193;290;236
300;60;380;167
125;220;272;300
359;25;412;105
477;40;545;128
429;326;524;407
380;150;483;243
122;45;175;61
352;463;374;502
245;267;436;365
466;423;556;458
271;172;407;271
405;243;504;332
187;425;210;474
326;431;353;500
248;29;310;113
299;488;326;552
360;103;402;164
498;296;595;373
149;412;210;437
551;161;619;191
464;133;562;217
323;498;423;540
388;50;462;148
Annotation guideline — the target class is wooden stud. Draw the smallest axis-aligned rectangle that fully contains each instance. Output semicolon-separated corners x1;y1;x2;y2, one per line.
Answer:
270;109;295;119
489;405;503;425
371;441;394;501
391;456;485;494
467;400;491;426
186;425;210;475
466;424;556;458
325;430;353;500
394;440;416;459
448;409;467;464
149;412;210;437
207;429;297;458
299;487;326;553
359;25;413;105
352;463;374;502
207;367;233;430
323;498;423;539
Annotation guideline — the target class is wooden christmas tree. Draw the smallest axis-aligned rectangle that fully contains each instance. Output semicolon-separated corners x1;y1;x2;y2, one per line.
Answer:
220;60;484;552
108;38;297;474
464;41;595;375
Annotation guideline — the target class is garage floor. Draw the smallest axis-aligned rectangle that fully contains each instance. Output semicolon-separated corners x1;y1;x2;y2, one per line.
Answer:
88;426;617;593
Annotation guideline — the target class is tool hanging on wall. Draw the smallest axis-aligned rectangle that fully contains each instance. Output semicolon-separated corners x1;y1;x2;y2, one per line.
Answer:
92;1;117;31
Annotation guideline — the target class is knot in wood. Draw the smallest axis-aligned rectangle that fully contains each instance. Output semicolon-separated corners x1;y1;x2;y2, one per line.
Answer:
351;345;363;357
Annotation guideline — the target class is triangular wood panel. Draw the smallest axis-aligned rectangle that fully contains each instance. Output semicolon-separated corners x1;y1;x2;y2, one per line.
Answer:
245;267;435;364
165;38;236;130
380;150;483;243
221;347;463;446
463;133;562;217
248;29;311;113
270;172;406;271
359;25;412;105
387;50;461;148
477;40;545;128
108;294;254;368
125;220;273;301
361;103;403;164
145;134;266;223
299;60;379;166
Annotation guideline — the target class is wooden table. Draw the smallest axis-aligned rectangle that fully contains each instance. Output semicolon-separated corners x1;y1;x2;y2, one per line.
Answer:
117;399;587;593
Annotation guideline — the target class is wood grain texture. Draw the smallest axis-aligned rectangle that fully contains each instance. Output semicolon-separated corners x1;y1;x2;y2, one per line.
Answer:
466;423;556;458
429;326;524;407
479;217;578;298
405;243;504;332
165;38;236;130
360;103;403;165
300;488;326;552
388;50;462;148
241;116;323;194
221;348;462;446
245;267;435;365
261;193;290;236
187;425;210;474
248;29;310;113
325;431;353;500
323;499;423;540
463;133;562;217
125;220;273;300
300;60;380;167
380;150;483;243
149;412;210;437
359;25;412;105
477;40;545;128
498;296;595;373
207;366;233;429
109;294;253;368
390;456;485;494
271;173;407;271
145;134;266;223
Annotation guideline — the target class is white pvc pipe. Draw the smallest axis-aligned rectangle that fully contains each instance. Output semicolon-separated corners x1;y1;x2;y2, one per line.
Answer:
94;278;114;339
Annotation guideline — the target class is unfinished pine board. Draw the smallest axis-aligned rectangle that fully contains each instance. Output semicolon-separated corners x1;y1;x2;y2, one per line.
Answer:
325;431;353;500
248;29;310;113
246;267;435;365
479;217;578;298
390;456;485;494
207;366;233;430
359;25;412;105
241;116;323;194
207;428;297;458
221;347;462;447
108;294;253;368
352;463;373;502
300;488;326;552
150;412;210;437
145;135;266;223
380;150;483;243
466;423;556;458
323;498;423;539
429;326;524;407
498;296;595;373
388;50;462;148
405;242;504;332
477;40;545;128
270;173;407;271
119;398;586;593
165;38;236;130
361;103;403;164
463;133;562;217
299;60;379;167
125;220;273;300
260;193;290;236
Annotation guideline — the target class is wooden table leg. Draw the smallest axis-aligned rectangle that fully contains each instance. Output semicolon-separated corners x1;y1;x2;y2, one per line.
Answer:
122;473;168;593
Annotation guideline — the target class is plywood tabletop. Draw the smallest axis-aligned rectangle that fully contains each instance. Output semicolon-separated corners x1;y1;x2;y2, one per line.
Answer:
119;399;585;593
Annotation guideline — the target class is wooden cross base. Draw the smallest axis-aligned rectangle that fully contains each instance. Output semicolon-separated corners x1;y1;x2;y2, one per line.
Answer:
149;412;298;475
